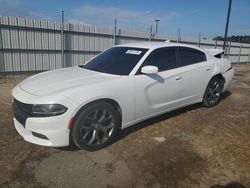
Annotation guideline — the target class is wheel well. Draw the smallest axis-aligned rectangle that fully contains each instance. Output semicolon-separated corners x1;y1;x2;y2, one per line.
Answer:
74;99;122;122
68;98;122;146
202;74;225;101
212;74;225;83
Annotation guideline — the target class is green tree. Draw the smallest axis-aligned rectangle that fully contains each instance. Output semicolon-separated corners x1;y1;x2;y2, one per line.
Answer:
213;35;250;43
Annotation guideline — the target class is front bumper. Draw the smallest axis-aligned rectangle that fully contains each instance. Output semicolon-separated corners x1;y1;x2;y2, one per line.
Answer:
14;115;70;147
12;85;76;147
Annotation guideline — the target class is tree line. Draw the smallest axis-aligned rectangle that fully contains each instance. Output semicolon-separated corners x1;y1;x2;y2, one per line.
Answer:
214;35;250;43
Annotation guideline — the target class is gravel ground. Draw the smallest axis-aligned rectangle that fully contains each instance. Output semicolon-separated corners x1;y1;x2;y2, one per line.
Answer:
0;64;250;188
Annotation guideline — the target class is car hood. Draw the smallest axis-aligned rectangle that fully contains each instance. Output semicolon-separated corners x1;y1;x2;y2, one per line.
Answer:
19;67;117;96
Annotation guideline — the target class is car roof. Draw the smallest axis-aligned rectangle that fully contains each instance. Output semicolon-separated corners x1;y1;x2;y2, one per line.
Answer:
117;41;204;51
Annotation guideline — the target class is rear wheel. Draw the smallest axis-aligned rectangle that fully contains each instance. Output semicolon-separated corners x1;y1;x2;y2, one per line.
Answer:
202;77;224;107
72;102;121;151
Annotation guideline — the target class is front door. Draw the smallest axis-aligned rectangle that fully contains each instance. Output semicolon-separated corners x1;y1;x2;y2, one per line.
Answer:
134;47;183;120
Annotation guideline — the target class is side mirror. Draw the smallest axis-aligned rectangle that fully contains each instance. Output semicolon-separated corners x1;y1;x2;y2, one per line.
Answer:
141;65;158;75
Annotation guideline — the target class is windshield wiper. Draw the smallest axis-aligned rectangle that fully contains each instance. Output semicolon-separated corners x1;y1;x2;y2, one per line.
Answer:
88;68;101;72
79;65;85;68
79;65;102;72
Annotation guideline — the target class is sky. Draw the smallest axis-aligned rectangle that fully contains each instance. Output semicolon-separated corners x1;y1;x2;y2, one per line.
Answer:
0;0;249;39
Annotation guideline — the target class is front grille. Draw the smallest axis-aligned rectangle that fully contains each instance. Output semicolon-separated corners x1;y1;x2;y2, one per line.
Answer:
13;99;31;127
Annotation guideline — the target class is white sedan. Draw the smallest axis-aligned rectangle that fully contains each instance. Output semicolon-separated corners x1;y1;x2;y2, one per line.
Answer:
12;42;234;150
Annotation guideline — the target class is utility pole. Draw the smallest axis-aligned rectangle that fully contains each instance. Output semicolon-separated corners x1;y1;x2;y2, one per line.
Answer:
155;19;160;34
223;0;232;50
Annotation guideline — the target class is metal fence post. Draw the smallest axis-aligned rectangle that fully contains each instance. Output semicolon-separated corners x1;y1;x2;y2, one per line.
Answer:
0;18;5;79
65;23;73;68
179;29;181;42
61;11;65;68
149;24;153;42
25;18;30;71
225;39;228;57
113;19;117;45
197;32;201;47
116;29;121;45
16;17;22;76
8;16;15;77
247;49;250;64
227;40;232;58
177;28;181;43
237;43;242;64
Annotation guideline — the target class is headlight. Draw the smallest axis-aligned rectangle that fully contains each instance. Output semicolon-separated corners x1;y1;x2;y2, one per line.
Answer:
31;104;67;117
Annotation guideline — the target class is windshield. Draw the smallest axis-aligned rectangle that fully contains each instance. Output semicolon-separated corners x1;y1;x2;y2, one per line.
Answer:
82;47;148;75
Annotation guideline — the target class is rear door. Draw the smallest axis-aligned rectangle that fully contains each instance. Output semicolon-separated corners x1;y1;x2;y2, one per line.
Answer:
176;47;213;103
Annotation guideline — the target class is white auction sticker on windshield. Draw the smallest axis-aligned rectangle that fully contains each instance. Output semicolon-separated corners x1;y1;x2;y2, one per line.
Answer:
125;50;142;55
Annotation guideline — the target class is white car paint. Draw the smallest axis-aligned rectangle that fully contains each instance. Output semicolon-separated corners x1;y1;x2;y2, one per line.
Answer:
204;48;224;56
12;42;234;147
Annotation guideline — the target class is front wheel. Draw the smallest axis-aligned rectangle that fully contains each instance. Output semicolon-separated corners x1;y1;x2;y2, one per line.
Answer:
202;77;224;107
72;102;121;151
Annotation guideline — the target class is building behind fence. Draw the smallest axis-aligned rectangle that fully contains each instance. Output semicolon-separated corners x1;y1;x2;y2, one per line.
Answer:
0;16;250;77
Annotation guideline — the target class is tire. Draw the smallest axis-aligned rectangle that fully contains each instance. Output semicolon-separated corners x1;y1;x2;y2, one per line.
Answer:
72;101;121;151
202;77;224;107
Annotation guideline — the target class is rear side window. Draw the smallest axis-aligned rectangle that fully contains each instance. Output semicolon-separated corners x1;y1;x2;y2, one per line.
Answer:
178;47;206;67
138;47;177;73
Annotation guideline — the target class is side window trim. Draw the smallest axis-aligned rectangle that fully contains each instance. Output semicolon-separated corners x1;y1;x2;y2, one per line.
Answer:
176;47;182;68
135;46;178;75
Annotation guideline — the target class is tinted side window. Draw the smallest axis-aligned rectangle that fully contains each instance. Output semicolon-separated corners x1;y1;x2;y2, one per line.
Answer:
139;47;177;73
178;47;206;67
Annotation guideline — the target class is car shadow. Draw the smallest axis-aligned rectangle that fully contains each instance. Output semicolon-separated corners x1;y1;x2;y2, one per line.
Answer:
221;90;232;100
210;181;247;188
115;90;232;144
117;103;202;141
58;90;231;152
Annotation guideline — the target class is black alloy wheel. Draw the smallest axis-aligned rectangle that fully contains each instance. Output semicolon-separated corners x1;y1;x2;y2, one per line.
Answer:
72;101;121;151
203;77;224;107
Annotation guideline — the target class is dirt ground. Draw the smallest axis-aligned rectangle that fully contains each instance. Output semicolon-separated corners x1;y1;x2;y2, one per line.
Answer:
0;64;250;188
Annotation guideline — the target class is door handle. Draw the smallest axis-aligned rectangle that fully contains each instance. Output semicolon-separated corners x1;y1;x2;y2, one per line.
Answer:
175;76;182;80
206;67;211;71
